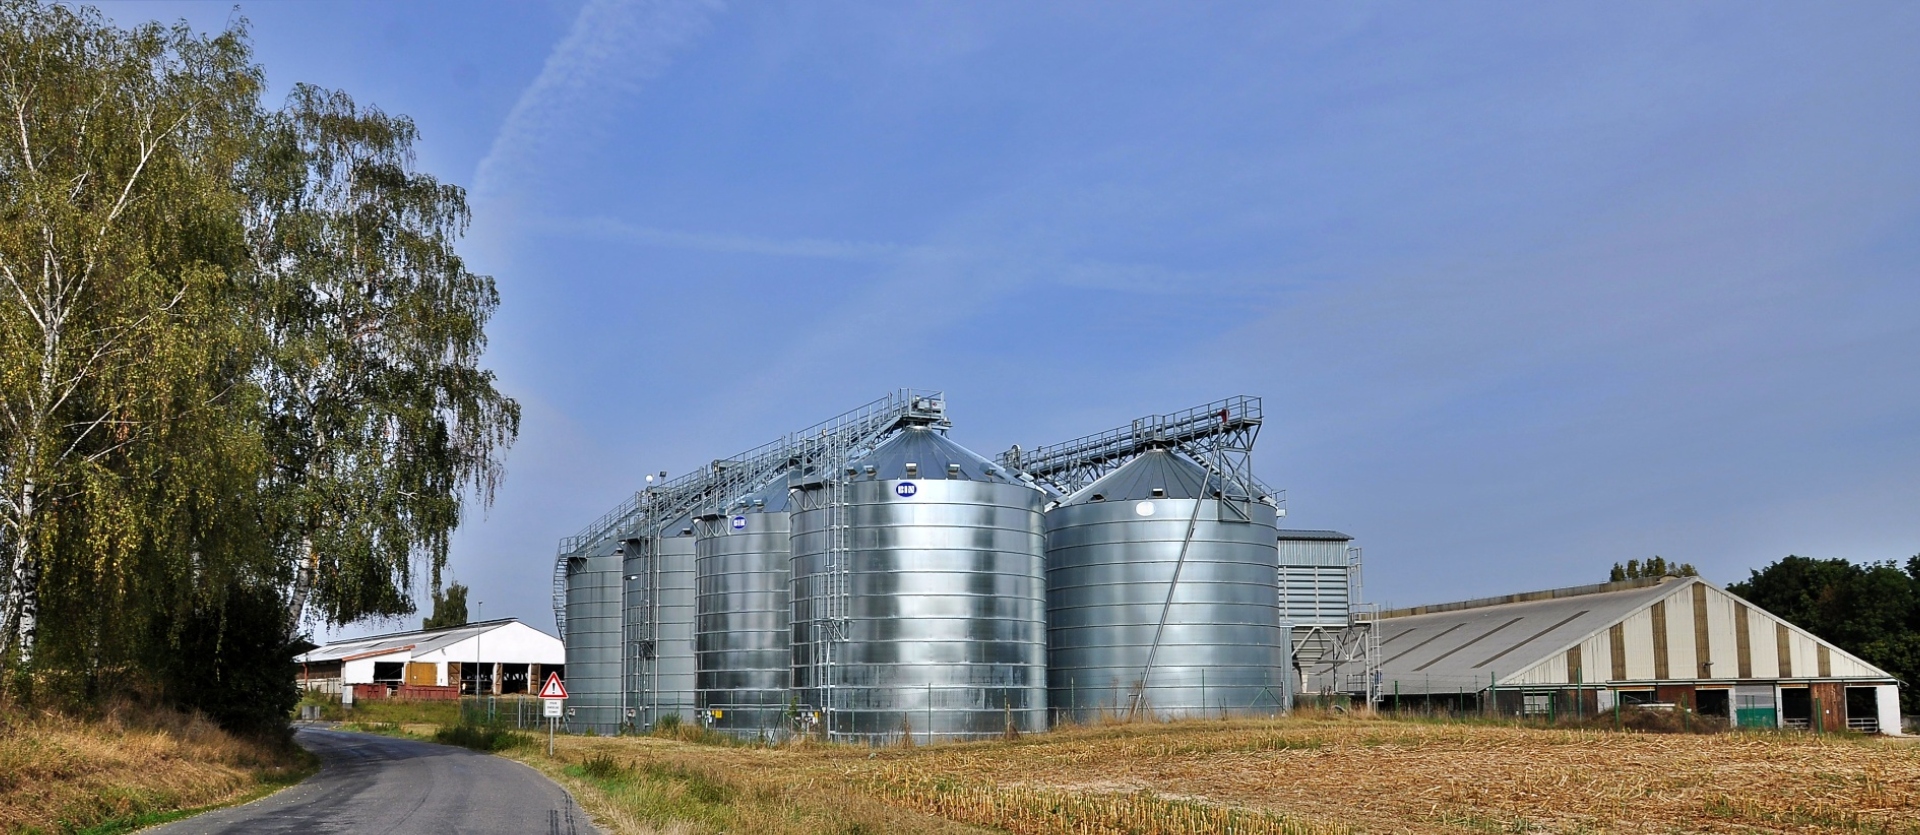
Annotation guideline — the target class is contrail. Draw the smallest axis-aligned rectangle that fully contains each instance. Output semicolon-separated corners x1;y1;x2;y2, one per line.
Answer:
474;0;723;198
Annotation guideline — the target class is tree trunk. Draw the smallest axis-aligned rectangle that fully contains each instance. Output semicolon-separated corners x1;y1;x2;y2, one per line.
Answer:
287;534;314;630
1;479;36;670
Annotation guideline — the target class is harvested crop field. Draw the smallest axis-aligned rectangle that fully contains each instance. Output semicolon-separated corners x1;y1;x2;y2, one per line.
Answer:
529;716;1920;834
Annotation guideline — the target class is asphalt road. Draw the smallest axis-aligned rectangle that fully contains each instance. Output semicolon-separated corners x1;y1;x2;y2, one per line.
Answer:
147;726;599;835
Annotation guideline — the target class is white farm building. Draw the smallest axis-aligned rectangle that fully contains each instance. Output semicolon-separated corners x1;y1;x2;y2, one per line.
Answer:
296;618;565;698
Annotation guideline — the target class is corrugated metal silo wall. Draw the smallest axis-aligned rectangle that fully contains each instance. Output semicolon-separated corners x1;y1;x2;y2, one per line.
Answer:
694;510;792;739
1047;498;1286;723
625;531;697;728
791;478;1048;742
563;545;624;733
1277;538;1350;627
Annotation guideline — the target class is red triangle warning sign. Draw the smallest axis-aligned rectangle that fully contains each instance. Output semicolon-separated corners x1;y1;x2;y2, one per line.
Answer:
538;672;568;699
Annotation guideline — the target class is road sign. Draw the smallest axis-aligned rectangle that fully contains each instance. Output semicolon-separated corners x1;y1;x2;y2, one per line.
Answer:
538;672;568;699
543;698;563;718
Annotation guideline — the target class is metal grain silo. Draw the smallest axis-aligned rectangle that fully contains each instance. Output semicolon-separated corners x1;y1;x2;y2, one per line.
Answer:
1046;448;1286;723
563;540;624;733
693;474;793;739
624;516;698;730
791;427;1048;743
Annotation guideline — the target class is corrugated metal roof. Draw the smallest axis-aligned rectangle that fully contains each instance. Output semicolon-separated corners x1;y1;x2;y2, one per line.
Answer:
296;618;528;664
1060;449;1221;506
1313;579;1685;693
1309;576;1900;695
1276;529;1353;542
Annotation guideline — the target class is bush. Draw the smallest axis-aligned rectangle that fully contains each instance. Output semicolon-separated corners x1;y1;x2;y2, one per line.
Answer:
1567;706;1725;734
433;723;532;752
581;753;627;779
152;581;301;743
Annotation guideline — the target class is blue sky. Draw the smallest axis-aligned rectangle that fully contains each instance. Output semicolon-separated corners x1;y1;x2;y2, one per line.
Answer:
97;1;1920;640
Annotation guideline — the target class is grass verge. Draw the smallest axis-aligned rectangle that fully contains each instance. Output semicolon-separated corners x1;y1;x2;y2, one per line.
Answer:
0;701;314;834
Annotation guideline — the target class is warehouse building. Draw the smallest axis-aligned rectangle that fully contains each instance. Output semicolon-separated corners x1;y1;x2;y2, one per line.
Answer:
1313;575;1903;733
296;618;564;700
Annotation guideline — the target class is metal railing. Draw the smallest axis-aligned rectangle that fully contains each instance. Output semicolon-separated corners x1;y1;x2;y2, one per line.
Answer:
999;395;1274;500
551;389;945;639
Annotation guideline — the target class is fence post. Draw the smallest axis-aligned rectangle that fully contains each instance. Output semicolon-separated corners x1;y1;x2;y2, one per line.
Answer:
1394;680;1400;715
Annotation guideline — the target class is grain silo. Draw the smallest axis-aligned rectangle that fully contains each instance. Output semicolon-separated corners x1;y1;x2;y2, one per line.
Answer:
626;516;698;729
790;424;1049;743
1001;397;1288;724
560;539;624;733
693;473;794;739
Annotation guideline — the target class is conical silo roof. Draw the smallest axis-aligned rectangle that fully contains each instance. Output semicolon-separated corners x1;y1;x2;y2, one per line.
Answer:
853;426;1018;484
1060;448;1221;506
742;470;793;512
659;512;695;537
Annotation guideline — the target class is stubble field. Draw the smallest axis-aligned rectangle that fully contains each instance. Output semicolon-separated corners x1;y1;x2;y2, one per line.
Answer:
513;714;1920;835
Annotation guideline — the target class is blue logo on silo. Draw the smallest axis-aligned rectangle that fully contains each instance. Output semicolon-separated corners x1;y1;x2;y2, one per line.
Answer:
729;515;747;531
894;481;918;498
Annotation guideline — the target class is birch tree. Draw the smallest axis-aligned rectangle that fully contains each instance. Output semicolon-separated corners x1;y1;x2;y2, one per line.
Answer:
0;1;261;674
250;85;518;629
0;1;518;701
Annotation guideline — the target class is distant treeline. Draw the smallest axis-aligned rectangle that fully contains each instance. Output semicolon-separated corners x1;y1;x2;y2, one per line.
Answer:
1729;556;1920;713
0;1;517;736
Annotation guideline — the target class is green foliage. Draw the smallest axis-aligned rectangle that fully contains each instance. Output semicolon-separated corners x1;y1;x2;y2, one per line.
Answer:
335;696;462;727
152;580;301;741
1730;555;1920;712
256;84;519;627
422;581;468;630
432;722;532;752
0;0;269;697
0;0;517;734
1609;557;1697;582
581;753;627;779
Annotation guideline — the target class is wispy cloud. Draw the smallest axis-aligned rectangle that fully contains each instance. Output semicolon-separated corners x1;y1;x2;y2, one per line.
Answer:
474;0;722;197
540;215;1276;298
554;216;956;262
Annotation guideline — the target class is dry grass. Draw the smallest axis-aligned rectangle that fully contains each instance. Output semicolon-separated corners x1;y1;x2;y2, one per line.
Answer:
0;700;309;834
514;714;1920;835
